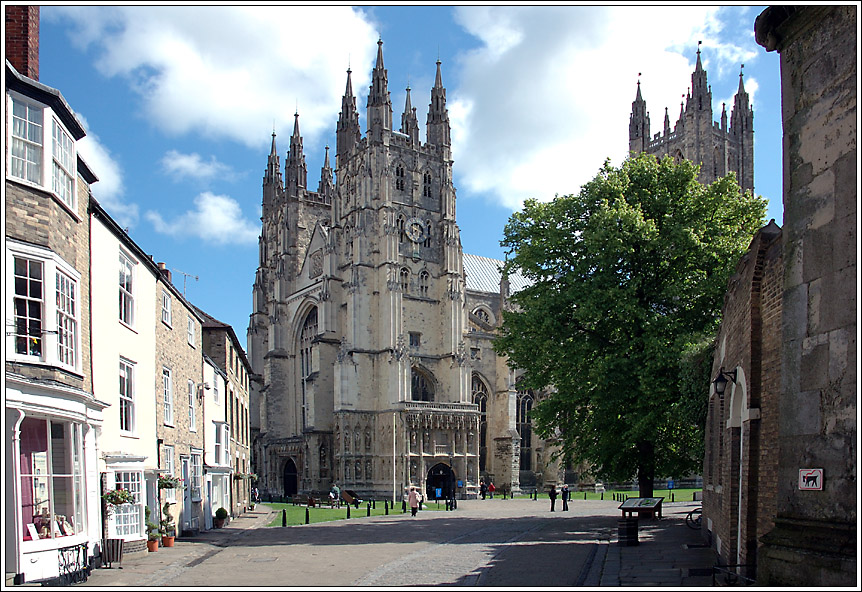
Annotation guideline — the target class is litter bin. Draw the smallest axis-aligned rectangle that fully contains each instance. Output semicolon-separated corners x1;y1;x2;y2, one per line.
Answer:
101;538;124;568
617;518;639;546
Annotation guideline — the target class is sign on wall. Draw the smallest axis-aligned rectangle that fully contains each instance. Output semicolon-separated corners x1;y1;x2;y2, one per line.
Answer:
798;468;824;491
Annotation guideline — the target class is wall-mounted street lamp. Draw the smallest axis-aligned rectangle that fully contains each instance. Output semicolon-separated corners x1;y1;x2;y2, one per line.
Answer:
712;367;737;398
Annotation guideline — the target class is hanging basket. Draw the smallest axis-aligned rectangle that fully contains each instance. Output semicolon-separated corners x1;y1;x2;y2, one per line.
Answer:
158;476;185;490
102;489;135;506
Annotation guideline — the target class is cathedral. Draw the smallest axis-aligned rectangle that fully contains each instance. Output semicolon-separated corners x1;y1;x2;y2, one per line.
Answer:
629;46;754;193
247;42;755;502
247;41;560;502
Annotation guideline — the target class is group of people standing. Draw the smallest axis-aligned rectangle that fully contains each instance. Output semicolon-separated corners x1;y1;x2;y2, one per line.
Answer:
547;484;570;512
479;480;496;500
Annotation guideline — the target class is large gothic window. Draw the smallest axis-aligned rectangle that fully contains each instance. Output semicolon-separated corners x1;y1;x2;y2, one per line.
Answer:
411;368;434;402
472;375;488;473
516;390;534;471
299;308;318;429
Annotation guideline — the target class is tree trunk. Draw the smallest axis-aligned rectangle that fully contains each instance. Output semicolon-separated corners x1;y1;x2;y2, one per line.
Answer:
636;441;655;498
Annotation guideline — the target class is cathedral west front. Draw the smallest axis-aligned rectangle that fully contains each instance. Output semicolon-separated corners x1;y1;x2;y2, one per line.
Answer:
247;41;754;502
247;41;555;502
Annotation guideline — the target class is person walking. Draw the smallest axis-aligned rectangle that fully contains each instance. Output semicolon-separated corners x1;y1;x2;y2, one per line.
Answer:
549;484;558;512
488;482;496;499
561;484;569;511
480;480;487;500
408;487;420;517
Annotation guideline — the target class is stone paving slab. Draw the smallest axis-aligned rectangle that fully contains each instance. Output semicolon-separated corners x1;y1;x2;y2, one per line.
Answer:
73;499;715;588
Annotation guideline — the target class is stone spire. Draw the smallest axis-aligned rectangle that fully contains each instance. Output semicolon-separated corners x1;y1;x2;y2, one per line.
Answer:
367;39;392;140
401;84;420;146
629;74;650;154
285;111;307;193
730;65;753;136
318;145;334;200
426;58;450;148
689;42;712;113
336;68;361;164
264;130;283;189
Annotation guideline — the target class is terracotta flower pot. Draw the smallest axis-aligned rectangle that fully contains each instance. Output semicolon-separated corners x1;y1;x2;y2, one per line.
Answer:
213;518;225;529
161;535;175;548
147;539;159;552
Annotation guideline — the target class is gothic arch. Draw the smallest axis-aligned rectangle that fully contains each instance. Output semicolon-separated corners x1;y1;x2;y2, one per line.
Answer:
411;366;435;402
471;305;494;326
516;390;535;471
472;373;490;473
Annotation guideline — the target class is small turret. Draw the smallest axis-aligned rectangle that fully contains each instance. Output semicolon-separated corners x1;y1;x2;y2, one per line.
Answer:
629;75;650;154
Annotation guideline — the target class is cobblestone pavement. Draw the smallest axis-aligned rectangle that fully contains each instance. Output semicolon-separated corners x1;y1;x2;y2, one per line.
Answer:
77;498;715;588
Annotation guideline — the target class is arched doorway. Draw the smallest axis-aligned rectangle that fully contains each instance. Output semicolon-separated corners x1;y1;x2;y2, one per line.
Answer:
283;459;298;498
426;463;455;501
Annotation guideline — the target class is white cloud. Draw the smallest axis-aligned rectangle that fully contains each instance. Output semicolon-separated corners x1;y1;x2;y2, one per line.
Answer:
449;5;755;210
48;6;379;149
73;114;139;229
145;192;258;246
161;150;234;182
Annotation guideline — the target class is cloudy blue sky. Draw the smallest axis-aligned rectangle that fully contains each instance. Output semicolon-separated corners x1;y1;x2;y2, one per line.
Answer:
37;4;782;339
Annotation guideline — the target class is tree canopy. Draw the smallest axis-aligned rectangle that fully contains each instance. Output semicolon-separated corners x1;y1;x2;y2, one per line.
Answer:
494;153;767;496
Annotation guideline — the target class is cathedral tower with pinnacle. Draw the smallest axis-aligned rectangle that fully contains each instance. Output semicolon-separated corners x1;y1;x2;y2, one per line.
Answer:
248;40;559;501
629;46;755;194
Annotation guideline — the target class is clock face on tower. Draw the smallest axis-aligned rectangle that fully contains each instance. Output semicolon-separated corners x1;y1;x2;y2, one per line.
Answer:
406;217;425;243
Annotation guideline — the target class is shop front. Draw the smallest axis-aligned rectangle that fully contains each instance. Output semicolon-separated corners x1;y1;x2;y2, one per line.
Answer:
5;376;106;585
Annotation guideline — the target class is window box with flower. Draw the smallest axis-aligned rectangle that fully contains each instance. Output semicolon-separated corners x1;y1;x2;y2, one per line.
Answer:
158;475;185;490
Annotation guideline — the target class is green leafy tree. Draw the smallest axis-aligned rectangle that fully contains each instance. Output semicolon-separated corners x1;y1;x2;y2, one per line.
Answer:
495;153;766;497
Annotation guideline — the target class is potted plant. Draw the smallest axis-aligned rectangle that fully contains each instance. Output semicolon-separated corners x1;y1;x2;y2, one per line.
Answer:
214;507;228;529
145;507;160;552
160;502;176;547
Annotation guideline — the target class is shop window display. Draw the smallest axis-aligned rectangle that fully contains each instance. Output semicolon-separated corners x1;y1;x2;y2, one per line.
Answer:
18;417;84;542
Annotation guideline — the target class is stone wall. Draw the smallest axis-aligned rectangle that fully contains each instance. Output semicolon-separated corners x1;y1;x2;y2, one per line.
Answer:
754;5;857;586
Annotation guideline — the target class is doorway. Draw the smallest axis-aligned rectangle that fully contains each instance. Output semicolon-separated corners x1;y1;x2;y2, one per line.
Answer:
283;459;298;498
426;463;456;501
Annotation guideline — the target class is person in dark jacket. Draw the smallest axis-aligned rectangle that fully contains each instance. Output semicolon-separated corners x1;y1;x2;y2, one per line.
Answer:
561;484;569;511
549;485;558;512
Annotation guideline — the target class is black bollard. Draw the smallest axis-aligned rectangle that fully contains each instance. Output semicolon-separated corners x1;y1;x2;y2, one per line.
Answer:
305;508;310;524
385;501;389;515
367;503;371;517
584;492;587;500
601;492;604;500
347;505;351;519
282;508;287;527
671;493;675;502
402;500;407;513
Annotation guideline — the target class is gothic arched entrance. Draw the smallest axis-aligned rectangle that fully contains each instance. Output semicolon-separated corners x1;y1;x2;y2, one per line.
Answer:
283;459;298;497
426;463;456;501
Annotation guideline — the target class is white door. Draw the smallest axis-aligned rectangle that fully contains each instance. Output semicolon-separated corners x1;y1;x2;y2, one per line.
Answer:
181;458;191;533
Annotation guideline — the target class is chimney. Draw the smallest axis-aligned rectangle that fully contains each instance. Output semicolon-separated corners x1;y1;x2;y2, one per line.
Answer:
157;262;172;283
5;5;39;81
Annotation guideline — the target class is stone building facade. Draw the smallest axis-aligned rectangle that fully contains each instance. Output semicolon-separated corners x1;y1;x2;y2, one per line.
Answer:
247;40;561;502
753;6;857;586
194;307;253;516
629;47;755;194
154;267;206;536
703;6;856;587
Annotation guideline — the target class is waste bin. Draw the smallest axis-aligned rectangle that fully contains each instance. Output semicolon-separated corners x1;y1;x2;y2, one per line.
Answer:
617;518;639;546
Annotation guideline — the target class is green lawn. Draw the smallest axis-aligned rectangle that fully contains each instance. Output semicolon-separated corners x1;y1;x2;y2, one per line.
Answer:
503;488;702;503
263;499;447;527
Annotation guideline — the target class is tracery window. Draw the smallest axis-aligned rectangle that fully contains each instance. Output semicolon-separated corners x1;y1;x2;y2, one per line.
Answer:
423;171;432;197
400;267;410;292
516;390;534;471
418;270;429;297
300;308;318;430
472;375;489;473
395;164;405;191
411;368;434;402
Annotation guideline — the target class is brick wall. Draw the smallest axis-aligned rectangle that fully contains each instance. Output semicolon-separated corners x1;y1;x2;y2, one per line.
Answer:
4;5;39;80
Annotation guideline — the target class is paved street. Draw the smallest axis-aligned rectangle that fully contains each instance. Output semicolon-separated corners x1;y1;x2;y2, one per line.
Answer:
79;498;715;587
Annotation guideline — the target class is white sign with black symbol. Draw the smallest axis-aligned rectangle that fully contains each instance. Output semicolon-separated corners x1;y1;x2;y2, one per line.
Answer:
798;468;823;491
